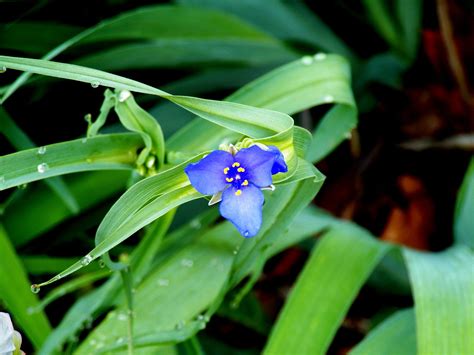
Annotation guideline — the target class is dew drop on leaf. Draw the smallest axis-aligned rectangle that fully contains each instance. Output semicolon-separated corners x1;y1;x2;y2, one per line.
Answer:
80;254;93;266
180;258;194;267
301;56;313;65
37;163;49;173
37;146;46;155
157;278;169;287
314;52;327;61
31;284;40;294
91;81;100;88
323;95;334;103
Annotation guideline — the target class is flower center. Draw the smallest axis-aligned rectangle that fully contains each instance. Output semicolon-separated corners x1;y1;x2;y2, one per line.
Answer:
223;161;249;196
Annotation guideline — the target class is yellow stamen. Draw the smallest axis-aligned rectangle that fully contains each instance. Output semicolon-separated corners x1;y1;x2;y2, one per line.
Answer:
232;162;240;168
235;189;242;196
242;180;249;186
223;167;230;174
237;167;245;173
226;177;234;182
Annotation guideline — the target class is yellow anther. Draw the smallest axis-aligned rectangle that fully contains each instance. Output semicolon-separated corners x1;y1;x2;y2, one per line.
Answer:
237;167;245;173
223;167;230;174
232;162;240;168
242;180;249;186
226;177;234;182
235;189;242;196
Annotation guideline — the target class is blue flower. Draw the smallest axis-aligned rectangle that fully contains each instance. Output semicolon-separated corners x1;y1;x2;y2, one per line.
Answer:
185;145;288;237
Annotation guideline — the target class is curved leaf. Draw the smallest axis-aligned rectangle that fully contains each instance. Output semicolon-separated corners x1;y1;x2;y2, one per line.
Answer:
350;308;416;355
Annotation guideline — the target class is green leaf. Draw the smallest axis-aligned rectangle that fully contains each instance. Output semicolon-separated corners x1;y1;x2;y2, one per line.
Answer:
74;40;295;71
176;0;356;61
264;223;389;354
0;4;277;103
308;104;357;163
114;90;165;169
74;224;238;354
454;157;474;247
4;171;130;247
168;54;357;163
0;22;82;55
22;256;96;276
0;133;142;190
0;107;79;213
0;225;52;349
350;308;416;355
403;246;474;354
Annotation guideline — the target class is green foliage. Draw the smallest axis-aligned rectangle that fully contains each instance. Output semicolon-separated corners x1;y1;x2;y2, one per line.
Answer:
0;2;471;354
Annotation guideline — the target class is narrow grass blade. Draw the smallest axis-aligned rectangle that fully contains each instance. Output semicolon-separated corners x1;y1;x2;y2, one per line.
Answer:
403;246;474;355
4;171;130;247
0;107;79;213
0;133;142;190
264;223;389;355
454;157;474;247
0;225;52;349
1;4;276;103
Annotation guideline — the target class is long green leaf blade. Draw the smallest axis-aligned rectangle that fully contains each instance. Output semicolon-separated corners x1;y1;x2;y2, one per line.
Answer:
264;223;389;354
454;157;474;247
0;133;142;190
0;225;52;349
403;246;474;355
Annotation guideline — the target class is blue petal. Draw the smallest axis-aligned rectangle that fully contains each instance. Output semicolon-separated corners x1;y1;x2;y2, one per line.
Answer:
184;150;234;195
268;145;288;174
219;184;264;237
235;146;275;187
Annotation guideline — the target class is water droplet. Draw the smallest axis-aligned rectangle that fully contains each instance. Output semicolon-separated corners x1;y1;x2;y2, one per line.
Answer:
323;95;334;103
37;146;46;155
26;306;36;315
243;231;250;237
116;337;125;345
37;163;49;174
314;52;327;61
190;219;201;229
98;259;105;268
181;258;194;268
18;183;28;190
198;321;206;330
91;81;100;88
301;56;313;65
197;314;205;321
80;254;93;266
31;284;40;294
118;90;132;102
117;312;128;321
157;278;169;287
145;156;156;169
175;320;185;330
0;66;6;73
233;245;240;255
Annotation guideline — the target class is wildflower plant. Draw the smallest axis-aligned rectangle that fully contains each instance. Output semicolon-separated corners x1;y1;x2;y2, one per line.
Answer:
0;2;472;355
